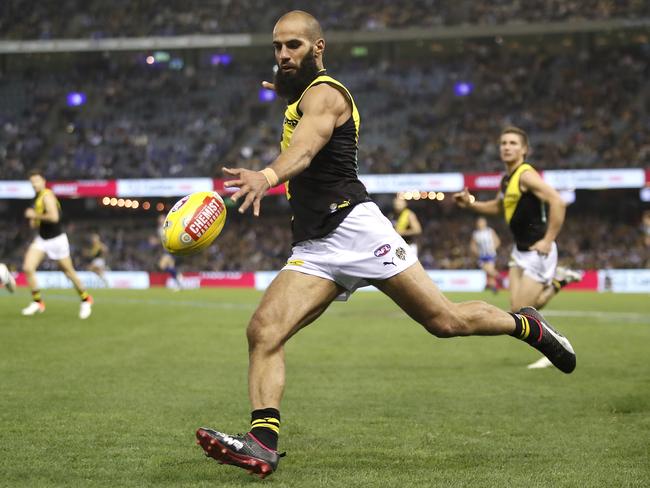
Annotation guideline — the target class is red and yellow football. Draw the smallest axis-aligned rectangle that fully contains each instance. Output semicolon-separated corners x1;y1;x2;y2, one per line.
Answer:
161;191;227;256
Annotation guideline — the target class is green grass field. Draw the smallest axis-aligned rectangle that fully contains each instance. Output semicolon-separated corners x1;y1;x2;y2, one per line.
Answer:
1;288;649;487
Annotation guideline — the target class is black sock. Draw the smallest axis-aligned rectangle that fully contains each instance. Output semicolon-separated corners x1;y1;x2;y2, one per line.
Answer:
31;290;42;302
509;312;542;345
250;408;280;450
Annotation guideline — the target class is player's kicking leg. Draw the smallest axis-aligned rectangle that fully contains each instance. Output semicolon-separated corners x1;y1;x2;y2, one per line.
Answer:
197;271;341;478
372;262;576;373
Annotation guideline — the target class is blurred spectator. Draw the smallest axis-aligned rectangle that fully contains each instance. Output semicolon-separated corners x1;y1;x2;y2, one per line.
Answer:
1;0;648;39
1;42;648;180
642;209;650;248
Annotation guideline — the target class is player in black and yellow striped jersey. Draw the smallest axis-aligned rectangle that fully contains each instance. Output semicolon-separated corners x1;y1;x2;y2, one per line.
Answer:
85;232;109;287
21;170;93;319
454;127;583;368
391;196;422;256
196;14;576;478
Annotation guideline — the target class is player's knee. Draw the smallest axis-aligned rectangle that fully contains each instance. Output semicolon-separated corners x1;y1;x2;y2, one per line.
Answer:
422;308;466;338
246;310;283;351
23;263;37;274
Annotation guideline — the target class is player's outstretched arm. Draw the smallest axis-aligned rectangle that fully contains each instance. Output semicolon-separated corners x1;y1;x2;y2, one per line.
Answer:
453;187;502;216
520;169;566;255
224;83;348;216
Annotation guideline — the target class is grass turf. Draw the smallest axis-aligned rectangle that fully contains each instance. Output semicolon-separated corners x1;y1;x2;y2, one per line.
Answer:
1;288;649;487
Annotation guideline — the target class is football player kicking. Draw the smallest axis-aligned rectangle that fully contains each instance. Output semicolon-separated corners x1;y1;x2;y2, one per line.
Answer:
21;169;93;319
194;11;576;479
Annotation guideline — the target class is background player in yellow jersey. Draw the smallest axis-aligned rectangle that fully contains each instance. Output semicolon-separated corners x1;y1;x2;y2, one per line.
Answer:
391;195;422;257
85;232;109;287
195;13;576;478
454;127;582;368
156;214;183;290
21;169;93;319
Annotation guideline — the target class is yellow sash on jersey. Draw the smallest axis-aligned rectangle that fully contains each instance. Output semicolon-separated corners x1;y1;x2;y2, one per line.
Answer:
395;209;412;233
503;163;534;224
281;74;360;199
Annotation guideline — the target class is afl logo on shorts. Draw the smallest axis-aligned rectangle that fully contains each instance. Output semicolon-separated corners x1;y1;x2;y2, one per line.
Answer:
374;244;391;257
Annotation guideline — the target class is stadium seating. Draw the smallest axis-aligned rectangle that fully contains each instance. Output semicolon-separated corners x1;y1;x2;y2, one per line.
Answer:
1;42;648;180
1;0;648;39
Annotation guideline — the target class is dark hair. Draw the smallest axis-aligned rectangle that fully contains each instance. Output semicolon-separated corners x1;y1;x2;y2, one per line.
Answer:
27;168;45;178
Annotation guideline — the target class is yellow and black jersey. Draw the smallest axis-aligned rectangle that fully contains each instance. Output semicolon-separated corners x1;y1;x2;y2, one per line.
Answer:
281;71;370;244
393;208;415;244
499;163;547;251
33;188;64;239
89;242;105;259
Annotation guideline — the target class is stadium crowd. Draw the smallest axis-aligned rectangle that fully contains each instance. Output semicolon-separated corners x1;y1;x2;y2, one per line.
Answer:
1;0;648;39
1;42;648;180
1;205;647;274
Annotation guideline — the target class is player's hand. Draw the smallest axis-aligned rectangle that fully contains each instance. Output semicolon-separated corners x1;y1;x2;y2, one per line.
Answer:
453;188;474;208
261;81;276;91
223;167;270;217
24;208;37;219
529;239;553;256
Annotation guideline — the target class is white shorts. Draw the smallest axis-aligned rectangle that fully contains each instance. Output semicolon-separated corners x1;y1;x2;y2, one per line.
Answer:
91;257;106;269
32;234;70;261
509;242;557;285
283;202;418;294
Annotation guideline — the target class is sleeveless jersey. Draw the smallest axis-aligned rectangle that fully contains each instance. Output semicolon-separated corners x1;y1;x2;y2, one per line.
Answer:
499;163;547;250
33;189;64;239
90;242;105;259
472;228;496;257
394;208;415;244
281;71;370;244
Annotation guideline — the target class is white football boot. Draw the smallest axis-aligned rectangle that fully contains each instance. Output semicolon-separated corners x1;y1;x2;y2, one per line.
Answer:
554;266;584;285
79;296;93;319
22;301;46;315
526;356;553;369
0;263;16;293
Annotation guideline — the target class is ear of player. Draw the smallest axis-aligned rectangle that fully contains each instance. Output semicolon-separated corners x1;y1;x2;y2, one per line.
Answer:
161;191;227;256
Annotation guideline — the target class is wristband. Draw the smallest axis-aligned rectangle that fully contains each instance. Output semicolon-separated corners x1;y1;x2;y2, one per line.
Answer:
260;167;279;187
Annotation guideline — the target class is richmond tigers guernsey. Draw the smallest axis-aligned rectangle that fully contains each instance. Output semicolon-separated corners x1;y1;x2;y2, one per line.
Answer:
33;188;64;239
394;208;416;244
281;71;370;244
499;163;548;251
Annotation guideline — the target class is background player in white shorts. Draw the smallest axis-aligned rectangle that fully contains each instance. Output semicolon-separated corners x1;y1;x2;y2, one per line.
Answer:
454;126;582;368
194;13;577;479
471;217;501;293
21;169;93;319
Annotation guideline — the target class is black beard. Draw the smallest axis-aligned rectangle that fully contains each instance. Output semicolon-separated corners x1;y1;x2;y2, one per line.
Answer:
274;52;321;101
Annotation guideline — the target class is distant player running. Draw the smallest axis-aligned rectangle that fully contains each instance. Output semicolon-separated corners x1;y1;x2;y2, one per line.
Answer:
157;214;182;290
471;217;501;293
21;169;93;319
454;127;582;368
85;233;109;287
391;196;422;257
